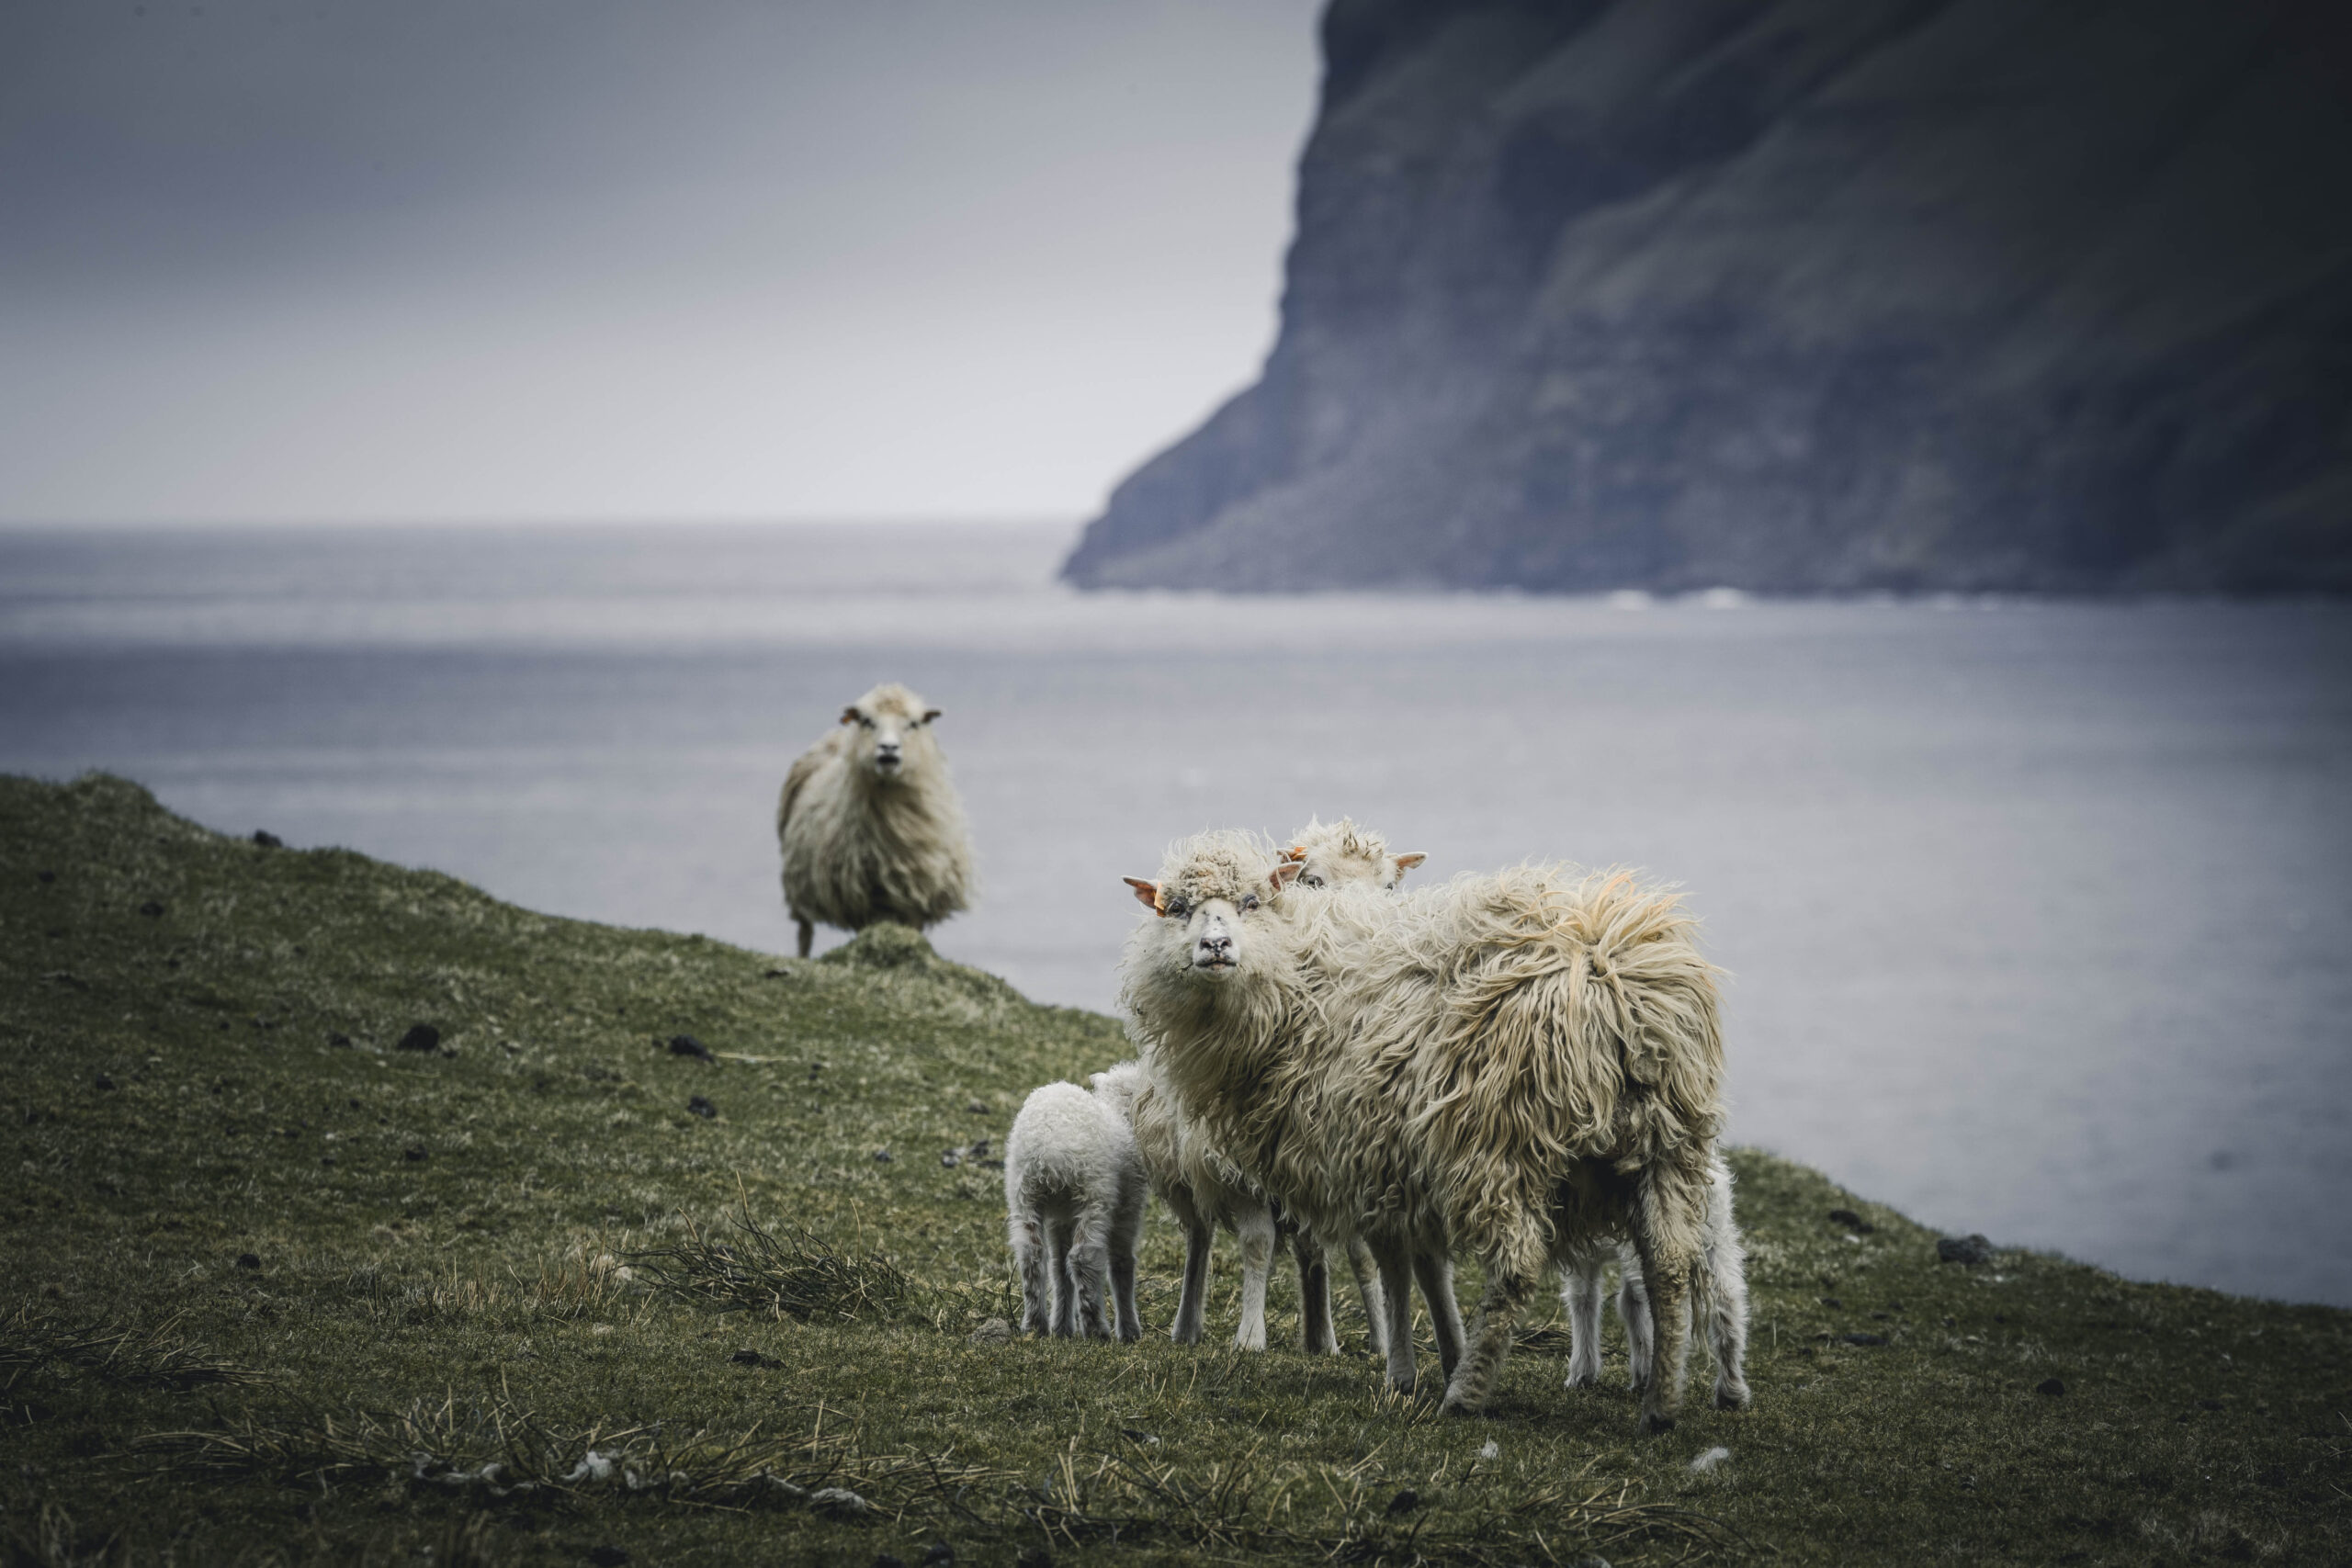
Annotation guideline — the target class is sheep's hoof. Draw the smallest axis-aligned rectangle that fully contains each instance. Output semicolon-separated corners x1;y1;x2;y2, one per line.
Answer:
1564;1369;1600;1389
1640;1411;1677;1435
1714;1383;1752;1411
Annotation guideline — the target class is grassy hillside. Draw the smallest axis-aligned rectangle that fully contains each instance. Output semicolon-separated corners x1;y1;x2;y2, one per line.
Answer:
2;773;2345;1566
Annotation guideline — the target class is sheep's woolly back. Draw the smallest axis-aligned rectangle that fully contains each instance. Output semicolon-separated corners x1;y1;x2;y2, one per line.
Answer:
1120;832;1725;1282
1003;1079;1139;1214
778;682;973;932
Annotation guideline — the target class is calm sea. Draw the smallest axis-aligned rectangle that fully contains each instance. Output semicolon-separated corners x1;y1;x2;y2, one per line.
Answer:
5;522;2347;1304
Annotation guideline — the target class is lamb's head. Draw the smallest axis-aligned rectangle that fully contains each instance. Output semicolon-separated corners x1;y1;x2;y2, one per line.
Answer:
1123;831;1301;985
1281;816;1425;892
838;682;942;782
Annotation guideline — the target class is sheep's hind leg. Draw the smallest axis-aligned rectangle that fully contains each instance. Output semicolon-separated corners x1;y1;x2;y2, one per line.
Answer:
1442;1259;1537;1417
1294;1226;1336;1354
1012;1212;1051;1337
1702;1225;1752;1410
1347;1236;1390;1359
1069;1205;1119;1339
1561;1251;1606;1389
1628;1201;1697;1432
1374;1242;1419;1393
795;918;814;959
1413;1251;1467;1381
1616;1247;1656;1392
1045;1213;1078;1338
1231;1205;1274;1351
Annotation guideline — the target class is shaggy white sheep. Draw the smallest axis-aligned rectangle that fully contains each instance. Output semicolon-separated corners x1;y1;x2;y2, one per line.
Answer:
1003;1072;1148;1341
1110;1058;1385;1356
1280;815;1425;892
1561;1152;1750;1411
777;682;973;958
1120;832;1726;1430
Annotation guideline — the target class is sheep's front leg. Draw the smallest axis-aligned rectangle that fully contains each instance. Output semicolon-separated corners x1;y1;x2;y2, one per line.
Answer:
1294;1228;1336;1354
1615;1246;1656;1392
1170;1207;1214;1346
1012;1212;1051;1337
1413;1251;1467;1381
796;917;814;959
1231;1205;1274;1351
1374;1242;1418;1393
1346;1236;1389;1359
1561;1251;1606;1388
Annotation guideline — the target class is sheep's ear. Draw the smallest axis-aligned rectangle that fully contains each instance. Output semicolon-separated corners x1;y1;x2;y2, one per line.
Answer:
1123;877;1163;913
1270;859;1305;890
1394;852;1427;874
922;708;942;724
839;706;859;725
1282;845;1306;862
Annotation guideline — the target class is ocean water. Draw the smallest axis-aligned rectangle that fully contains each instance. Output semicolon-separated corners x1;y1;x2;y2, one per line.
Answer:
4;521;2347;1305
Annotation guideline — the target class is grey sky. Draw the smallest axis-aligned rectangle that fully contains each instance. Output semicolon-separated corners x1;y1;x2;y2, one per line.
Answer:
0;0;1321;524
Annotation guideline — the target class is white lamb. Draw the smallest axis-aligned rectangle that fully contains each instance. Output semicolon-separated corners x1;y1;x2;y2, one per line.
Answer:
1003;1072;1147;1341
1561;1152;1750;1411
776;682;973;959
1121;832;1728;1430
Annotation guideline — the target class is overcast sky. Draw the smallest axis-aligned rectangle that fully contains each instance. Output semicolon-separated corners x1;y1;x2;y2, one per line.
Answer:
0;0;1322;525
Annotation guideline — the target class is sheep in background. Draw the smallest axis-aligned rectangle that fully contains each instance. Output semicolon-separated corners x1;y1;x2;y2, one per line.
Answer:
1114;1057;1386;1356
1004;1072;1147;1341
1562;1152;1750;1411
1281;815;1425;892
1121;833;1725;1430
777;682;973;958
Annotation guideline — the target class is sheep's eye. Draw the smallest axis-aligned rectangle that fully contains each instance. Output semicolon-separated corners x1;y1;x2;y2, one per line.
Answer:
858;716;875;728
1240;894;1260;912
1302;874;1324;889
1163;898;1190;919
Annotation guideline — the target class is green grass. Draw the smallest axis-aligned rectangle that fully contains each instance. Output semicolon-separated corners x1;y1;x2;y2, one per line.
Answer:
2;773;2346;1566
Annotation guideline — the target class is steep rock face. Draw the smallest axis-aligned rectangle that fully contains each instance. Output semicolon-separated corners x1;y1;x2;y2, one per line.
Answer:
1063;0;2352;593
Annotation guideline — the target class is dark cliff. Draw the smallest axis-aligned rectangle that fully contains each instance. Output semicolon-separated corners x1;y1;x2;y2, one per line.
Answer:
1063;0;2352;594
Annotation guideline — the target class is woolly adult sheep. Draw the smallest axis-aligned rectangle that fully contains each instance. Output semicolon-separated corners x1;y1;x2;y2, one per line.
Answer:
1119;832;1726;1430
1561;1152;1750;1411
1004;1071;1148;1340
1280;815;1425;893
777;682;973;958
1116;1057;1385;1356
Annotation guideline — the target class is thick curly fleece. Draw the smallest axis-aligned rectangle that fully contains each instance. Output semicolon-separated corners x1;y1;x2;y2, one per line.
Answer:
1119;829;1726;1429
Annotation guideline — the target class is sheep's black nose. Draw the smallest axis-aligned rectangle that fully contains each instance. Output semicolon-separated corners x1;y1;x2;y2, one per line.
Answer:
1201;934;1232;955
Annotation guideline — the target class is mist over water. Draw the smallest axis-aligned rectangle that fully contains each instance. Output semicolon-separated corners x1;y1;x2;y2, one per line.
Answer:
5;522;2347;1306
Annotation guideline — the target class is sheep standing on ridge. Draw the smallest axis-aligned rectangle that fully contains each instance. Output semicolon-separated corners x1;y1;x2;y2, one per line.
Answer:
1004;1072;1147;1340
1562;1153;1750;1411
777;682;973;958
1120;832;1726;1431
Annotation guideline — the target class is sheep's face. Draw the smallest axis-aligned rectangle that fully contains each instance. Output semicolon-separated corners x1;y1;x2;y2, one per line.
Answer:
1283;818;1426;892
838;682;941;782
1124;840;1301;984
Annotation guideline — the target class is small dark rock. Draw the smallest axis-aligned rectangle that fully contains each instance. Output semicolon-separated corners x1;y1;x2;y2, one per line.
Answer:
874;1555;908;1568
94;1074;116;1091
967;1317;1012;1346
1386;1488;1421;1516
872;1148;893;1163
1840;1332;1887;1347
138;901;165;918
587;1548;630;1568
235;1252;261;1270
395;1024;440;1053
687;1095;717;1119
2037;1378;2066;1396
37;870;55;884
668;1033;714;1061
403;1145;427;1163
968;1137;989;1157
252;829;283;848
940;1149;962;1168
1827;1207;1874;1234
1938;1234;1995;1265
1820;1296;1842;1309
967;1100;988;1114
327;1032;354;1049
921;1543;956;1567
729;1348;777;1368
